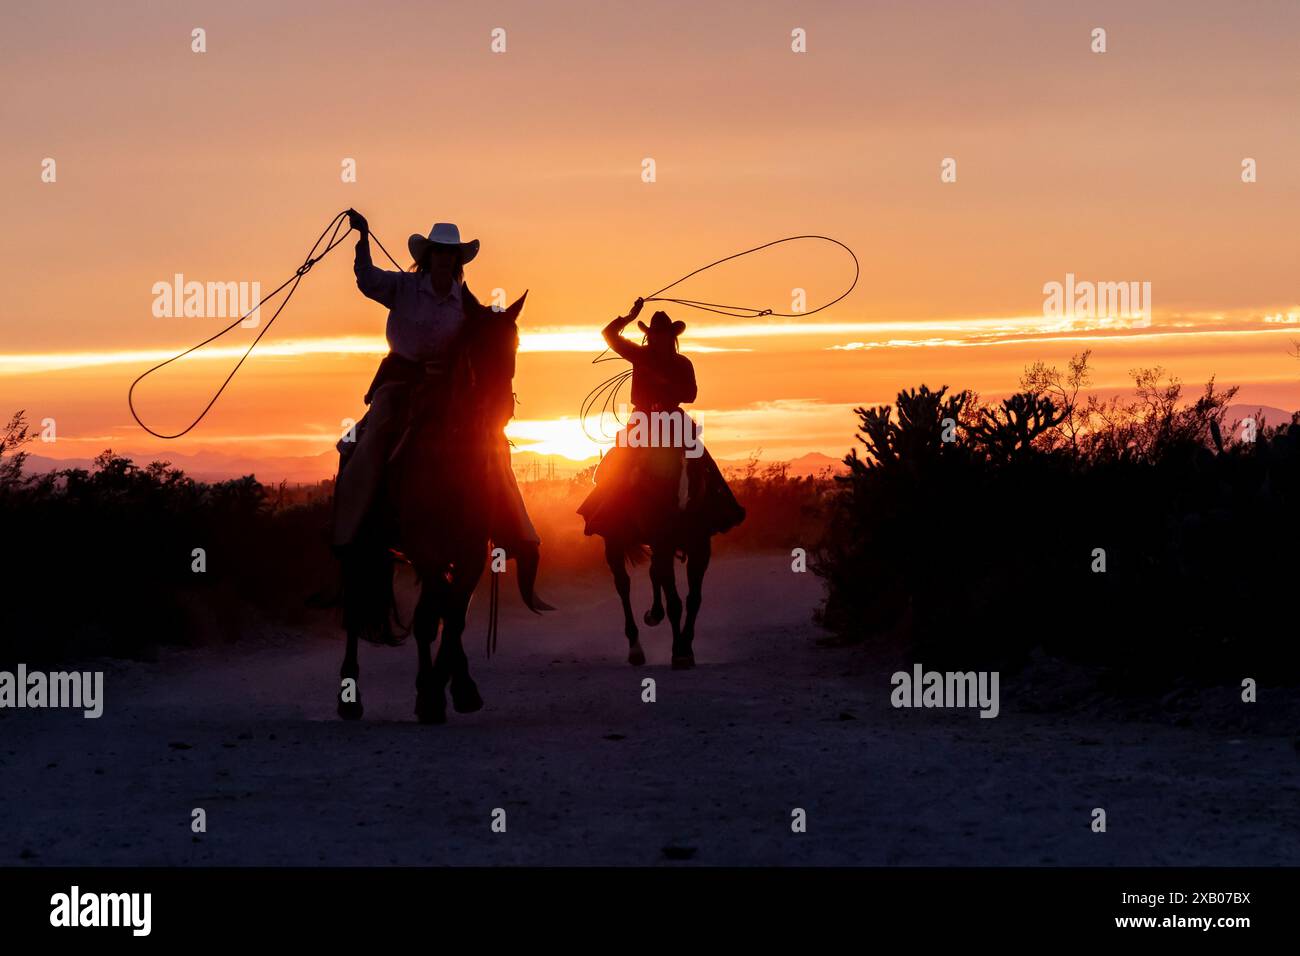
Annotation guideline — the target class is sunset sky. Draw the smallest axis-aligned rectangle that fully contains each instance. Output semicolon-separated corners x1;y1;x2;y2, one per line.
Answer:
3;0;1298;478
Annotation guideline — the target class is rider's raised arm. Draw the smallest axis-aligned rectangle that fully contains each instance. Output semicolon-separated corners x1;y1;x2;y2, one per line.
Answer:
353;232;402;309
601;317;638;361
602;298;646;361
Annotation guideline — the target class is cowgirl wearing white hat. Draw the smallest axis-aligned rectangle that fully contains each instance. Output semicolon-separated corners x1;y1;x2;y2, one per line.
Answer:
332;210;539;569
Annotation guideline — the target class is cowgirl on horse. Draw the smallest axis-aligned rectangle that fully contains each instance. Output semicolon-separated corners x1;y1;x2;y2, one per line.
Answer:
579;297;745;668
333;209;547;723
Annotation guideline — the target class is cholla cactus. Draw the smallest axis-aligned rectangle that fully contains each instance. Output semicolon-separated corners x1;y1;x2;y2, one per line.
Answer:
968;392;1065;461
848;385;972;473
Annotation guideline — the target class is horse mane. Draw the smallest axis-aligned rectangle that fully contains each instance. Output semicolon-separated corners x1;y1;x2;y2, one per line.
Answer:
463;289;525;431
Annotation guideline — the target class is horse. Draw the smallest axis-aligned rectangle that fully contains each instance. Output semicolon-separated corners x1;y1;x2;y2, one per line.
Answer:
589;444;742;670
337;292;546;724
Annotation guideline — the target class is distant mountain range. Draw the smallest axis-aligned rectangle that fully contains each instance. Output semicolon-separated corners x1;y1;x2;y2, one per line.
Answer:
772;452;847;477
1222;404;1293;430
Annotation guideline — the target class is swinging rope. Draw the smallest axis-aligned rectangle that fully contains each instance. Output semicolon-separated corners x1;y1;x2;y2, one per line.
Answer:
643;234;859;318
127;210;406;439
580;234;859;444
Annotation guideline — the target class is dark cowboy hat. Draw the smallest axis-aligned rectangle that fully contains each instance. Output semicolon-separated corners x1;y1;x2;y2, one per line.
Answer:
638;310;686;337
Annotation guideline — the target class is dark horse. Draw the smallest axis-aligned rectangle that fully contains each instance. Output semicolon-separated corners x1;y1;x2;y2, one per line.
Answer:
585;440;744;671
337;292;547;723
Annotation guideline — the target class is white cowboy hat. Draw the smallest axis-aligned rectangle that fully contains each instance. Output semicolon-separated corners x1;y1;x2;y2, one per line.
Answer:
407;222;479;266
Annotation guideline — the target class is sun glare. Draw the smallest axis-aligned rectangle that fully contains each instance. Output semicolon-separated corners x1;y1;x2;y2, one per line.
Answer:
505;416;607;461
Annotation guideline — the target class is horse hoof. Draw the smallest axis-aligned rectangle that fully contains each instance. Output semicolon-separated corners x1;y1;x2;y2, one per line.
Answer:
337;698;364;721
415;690;447;725
450;677;484;714
627;641;646;666
643;606;664;627
671;652;695;670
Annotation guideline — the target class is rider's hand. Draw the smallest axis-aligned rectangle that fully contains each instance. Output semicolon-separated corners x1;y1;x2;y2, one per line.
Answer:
629;297;645;320
347;209;369;235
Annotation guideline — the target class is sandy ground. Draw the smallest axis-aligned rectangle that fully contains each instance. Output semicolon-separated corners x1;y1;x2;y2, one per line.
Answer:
1;553;1297;866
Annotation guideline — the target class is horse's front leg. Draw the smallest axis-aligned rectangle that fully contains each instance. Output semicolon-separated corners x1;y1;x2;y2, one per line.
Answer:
441;562;484;714
605;538;643;665
337;554;365;720
338;624;363;720
679;537;711;666
413;581;446;725
650;542;687;670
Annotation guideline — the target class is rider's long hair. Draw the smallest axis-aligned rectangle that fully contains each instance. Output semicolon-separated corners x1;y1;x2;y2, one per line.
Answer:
409;257;465;282
644;312;683;354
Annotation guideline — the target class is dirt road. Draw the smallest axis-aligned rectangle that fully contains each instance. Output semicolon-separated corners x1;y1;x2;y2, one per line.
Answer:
2;553;1296;865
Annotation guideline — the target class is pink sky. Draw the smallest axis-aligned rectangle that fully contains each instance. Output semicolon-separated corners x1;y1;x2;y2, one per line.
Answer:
2;0;1298;475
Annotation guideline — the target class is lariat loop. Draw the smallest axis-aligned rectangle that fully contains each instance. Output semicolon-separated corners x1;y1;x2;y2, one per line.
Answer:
128;210;407;440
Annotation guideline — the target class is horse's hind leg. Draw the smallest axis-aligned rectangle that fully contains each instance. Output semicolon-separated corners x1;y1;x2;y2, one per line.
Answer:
680;537;711;665
413;583;447;725
605;538;644;665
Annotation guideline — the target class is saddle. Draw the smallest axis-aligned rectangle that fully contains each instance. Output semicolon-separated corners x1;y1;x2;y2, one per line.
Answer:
337;354;456;472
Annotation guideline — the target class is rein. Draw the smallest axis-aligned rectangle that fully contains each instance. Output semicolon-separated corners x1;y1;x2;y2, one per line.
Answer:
487;569;500;657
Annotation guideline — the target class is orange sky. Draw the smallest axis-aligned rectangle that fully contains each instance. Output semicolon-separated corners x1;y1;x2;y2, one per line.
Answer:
3;0;1298;475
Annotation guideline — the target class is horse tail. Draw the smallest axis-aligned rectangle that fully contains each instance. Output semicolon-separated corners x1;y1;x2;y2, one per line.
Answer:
515;541;556;613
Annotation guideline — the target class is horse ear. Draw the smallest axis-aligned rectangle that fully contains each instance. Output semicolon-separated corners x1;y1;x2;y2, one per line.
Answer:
503;290;528;321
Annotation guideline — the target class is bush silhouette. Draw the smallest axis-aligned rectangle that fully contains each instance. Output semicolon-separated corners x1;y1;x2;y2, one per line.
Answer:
0;413;824;662
0;423;336;663
814;356;1298;686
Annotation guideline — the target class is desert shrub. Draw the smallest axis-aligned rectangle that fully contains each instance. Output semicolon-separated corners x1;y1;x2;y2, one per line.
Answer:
0;421;346;662
718;457;833;552
0;418;823;661
814;357;1299;685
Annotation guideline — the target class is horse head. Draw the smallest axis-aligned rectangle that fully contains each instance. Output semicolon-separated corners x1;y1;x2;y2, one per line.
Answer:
466;290;527;432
